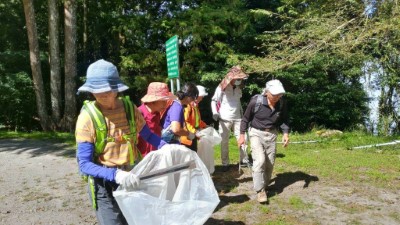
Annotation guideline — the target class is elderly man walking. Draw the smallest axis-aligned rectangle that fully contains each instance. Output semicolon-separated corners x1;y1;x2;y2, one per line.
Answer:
238;79;290;203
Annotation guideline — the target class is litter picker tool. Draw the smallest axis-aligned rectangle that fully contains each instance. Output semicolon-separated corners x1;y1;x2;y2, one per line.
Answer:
138;160;196;181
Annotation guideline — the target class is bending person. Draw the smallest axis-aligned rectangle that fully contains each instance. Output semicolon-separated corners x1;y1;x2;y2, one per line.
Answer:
138;82;175;157
161;82;199;144
181;85;209;151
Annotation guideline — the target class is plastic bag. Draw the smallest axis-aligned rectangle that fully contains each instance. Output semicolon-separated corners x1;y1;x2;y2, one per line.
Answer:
113;144;220;225
197;127;222;174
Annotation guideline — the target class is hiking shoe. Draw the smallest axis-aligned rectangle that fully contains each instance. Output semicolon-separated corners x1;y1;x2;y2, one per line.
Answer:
257;190;268;203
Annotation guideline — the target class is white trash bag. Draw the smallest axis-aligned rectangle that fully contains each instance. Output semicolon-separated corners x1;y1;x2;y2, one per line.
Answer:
197;127;221;174
113;144;220;225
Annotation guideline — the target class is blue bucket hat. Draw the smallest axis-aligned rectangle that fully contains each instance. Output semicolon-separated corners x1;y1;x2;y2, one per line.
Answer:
77;59;129;94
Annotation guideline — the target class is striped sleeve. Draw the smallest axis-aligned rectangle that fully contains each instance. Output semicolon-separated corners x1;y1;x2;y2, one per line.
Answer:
134;104;146;133
75;110;95;143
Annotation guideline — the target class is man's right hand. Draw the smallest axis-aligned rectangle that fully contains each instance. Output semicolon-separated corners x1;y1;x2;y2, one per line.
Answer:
237;134;245;148
212;113;220;121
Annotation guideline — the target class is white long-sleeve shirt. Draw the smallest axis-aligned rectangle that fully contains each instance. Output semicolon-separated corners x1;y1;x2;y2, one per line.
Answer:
211;84;242;120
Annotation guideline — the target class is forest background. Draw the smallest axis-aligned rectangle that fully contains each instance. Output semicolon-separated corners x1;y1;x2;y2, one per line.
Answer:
1;0;399;135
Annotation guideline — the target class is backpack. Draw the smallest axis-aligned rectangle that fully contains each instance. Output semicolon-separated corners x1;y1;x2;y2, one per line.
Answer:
253;94;264;113
252;94;285;113
78;95;139;209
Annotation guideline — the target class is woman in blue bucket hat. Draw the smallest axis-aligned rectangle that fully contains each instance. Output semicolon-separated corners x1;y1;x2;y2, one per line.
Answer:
75;59;167;225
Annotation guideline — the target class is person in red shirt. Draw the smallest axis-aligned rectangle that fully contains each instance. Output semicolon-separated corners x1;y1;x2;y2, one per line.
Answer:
138;82;175;157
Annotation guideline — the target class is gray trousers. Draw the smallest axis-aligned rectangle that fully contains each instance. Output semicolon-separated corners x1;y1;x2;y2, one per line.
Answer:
219;119;249;166
249;127;277;192
88;177;128;225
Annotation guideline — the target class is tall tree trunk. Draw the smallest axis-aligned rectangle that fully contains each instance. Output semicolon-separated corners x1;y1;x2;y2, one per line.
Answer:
22;0;51;131
63;0;77;132
83;0;88;63
48;0;62;129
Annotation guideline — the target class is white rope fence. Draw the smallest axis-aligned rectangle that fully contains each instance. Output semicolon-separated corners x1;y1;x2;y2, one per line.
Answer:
350;140;400;149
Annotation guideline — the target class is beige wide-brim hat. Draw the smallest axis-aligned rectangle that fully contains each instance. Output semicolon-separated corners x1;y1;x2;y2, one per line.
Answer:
219;65;249;91
141;82;176;103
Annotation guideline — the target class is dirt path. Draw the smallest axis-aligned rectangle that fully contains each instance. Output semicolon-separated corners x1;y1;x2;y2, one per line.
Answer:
0;139;399;225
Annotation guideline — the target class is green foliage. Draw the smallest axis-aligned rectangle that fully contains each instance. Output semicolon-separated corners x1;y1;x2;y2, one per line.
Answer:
1;0;399;133
114;0;256;97
0;51;40;131
274;54;368;132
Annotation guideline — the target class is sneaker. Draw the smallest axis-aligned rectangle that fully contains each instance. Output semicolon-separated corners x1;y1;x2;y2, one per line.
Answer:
257;190;268;203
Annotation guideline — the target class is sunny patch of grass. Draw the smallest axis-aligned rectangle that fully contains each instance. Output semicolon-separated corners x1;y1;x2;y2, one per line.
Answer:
274;131;400;189
213;135;241;165
389;212;400;222
288;195;313;210
224;203;251;221
259;204;271;214
0;130;75;147
265;216;292;225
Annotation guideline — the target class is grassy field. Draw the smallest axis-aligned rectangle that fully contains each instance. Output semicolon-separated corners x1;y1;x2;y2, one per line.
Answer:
214;130;399;189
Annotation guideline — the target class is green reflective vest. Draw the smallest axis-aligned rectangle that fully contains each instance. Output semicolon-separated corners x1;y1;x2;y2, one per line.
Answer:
80;95;141;209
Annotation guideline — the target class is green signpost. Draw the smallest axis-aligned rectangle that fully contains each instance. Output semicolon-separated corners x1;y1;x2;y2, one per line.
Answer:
166;35;179;79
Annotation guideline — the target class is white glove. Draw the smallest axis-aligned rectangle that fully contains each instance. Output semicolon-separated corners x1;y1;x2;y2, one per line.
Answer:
212;113;220;121
115;169;140;191
195;130;204;138
188;132;196;140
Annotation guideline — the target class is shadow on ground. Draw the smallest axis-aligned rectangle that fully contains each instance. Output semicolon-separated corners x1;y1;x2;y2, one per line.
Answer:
214;194;250;212
212;164;250;194
211;164;252;216
268;171;319;197
204;218;245;225
0;139;75;158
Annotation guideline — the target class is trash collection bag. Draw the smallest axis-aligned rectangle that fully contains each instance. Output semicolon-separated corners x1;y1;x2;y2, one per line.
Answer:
197;127;222;174
113;144;220;225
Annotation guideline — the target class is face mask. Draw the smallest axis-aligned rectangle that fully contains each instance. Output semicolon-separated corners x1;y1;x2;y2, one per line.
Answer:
234;80;242;86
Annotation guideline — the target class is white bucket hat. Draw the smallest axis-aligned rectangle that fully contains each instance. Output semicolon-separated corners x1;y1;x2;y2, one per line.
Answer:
264;79;285;95
196;85;208;97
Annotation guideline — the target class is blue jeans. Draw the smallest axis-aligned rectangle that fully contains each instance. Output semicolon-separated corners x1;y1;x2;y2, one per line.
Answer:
161;128;180;144
88;177;128;225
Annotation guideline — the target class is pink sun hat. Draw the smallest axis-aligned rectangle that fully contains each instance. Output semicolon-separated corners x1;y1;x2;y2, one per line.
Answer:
141;82;176;103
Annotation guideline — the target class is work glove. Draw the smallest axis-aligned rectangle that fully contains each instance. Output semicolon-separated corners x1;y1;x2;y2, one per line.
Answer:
188;132;196;140
195;130;204;138
212;113;220;121
115;169;140;191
